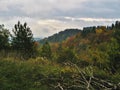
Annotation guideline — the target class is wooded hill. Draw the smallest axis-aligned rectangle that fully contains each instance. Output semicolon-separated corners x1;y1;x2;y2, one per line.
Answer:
39;29;81;44
0;21;120;90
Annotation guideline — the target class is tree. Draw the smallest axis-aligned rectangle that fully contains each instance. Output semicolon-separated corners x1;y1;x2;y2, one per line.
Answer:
0;24;10;50
107;38;120;74
41;42;52;59
114;29;120;44
110;29;120;73
57;48;77;63
115;21;120;29
11;21;35;59
111;24;115;29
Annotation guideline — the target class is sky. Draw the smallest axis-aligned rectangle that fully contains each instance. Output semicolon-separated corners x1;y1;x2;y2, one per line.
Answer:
0;0;120;38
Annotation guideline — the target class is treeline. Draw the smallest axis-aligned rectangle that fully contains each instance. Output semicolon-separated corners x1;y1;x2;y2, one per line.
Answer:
39;21;120;44
82;21;120;35
40;21;120;75
43;21;120;89
50;21;120;72
0;21;38;59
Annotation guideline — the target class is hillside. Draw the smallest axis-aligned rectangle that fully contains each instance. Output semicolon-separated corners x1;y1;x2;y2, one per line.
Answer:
50;21;120;73
0;21;120;90
39;29;81;44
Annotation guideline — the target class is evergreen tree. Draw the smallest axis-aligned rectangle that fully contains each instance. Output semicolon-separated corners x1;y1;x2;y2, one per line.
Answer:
11;21;35;59
0;24;10;50
108;29;120;73
41;42;52;59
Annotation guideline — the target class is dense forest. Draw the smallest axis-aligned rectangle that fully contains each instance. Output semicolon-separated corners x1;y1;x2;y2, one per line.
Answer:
0;21;120;90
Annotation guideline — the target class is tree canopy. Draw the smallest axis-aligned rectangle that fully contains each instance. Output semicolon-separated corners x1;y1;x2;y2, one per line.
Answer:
0;24;10;50
11;21;35;58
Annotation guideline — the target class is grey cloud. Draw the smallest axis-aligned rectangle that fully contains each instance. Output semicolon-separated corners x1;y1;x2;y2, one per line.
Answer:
0;0;120;18
78;0;120;18
0;0;120;38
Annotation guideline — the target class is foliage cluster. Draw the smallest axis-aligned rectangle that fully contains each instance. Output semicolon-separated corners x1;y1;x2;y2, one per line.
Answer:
0;21;38;59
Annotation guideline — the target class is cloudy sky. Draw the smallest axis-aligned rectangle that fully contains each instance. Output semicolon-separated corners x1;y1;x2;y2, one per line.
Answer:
0;0;120;38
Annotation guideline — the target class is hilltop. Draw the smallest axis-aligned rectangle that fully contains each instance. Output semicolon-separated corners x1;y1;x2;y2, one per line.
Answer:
39;29;81;44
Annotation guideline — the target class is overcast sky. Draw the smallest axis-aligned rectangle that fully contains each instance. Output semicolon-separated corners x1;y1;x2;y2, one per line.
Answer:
0;0;120;38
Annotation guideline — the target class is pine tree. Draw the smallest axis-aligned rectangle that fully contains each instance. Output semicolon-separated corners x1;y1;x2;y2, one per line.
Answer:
12;21;35;59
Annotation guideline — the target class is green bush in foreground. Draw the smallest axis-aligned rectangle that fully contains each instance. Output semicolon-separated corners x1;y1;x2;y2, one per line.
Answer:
0;58;59;90
0;58;120;90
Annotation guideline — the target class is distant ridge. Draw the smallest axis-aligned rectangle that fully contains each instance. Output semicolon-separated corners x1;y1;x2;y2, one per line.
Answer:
34;38;42;41
39;29;81;44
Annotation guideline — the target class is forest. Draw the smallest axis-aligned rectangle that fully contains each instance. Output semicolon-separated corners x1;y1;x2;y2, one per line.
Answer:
0;21;120;90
